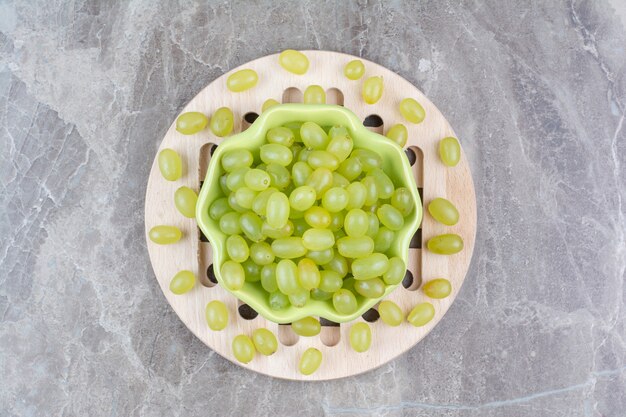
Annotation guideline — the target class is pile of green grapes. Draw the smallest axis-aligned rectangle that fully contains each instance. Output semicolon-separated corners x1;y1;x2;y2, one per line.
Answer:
209;121;415;316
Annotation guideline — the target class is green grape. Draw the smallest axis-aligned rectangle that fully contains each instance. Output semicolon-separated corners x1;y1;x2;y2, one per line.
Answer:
289;288;310;307
353;149;383;172
297;258;321;290
149;225;182;244
306;248;335;265
262;220;294;239
337;157;363;181
427;197;458;225
252;188;278;216
349;322;371;352
304;85;326;104
244;169;270;191
158;149;182;181
399;98;425;124
239;211;264;242
439;136;461;166
219;174;230;195
329;211;345;232
304;206;331;228
361;176;378;206
307;150;339;171
344;59;365;80
267;126;295;146
279;49;309;75
333;289;357;314
174;186;198;218
329;125;348;139
228;193;246;213
242;258;262;282
265;192;290;229
302;228;335;251
365;212;380;238
323;253;349;277
227;69;258;92
234;187;257;209
289;186;316;211
261;263;278;292
386;124;408;147
285;121;303;142
346;182;367;210
352;253;389;280
371;169;394;199
427;234;463;254
250;241;275;265
306;168;333;197
374;227;394;252
226;166;250;191
262;98;280;112
209;197;231;220
209;107;234;137
299;348;322;375
298;148;311;162
423;278;452;299
219;212;242;235
391;187;415;217
266;164;291;190
176;111;208;135
291;218;309;237
344;209;369;237
336;236;374;258
232;334;255;363
260;144;293;166
300;122;330;150
292;161;313;187
311;288;333;301
407;302;435;327
292;316;321;337
378;300;403;326
276;259;300;295
342;276;356;292
318;270;343;292
362;76;383;104
252;328;278;355
169;270;196;294
271;237;307;259
220;260;245;290
226;235;249;263
205;300;228;330
221;149;253;172
322;187;349;212
332;172;350;188
377;204;404;231
354;277;385;298
326;133;353;162
269;291;290;310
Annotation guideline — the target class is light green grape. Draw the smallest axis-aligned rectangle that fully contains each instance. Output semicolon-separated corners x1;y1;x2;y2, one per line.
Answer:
351;253;389;280
158;149;182;181
272;237;307;259
382;256;405;285
267;126;295;146
262;98;280;112
391;187;415;217
266;192;290;229
302;228;335;251
292;316;321;337
304;206;332;229
352;149;383;172
371;169;394;199
289;288;310;307
377;204;404;231
219;212;242;235
252;188;278;216
252;328;278;355
250;241;274;265
344;59;365;80
232;334;255;363
297;258;321;290
221;149;253;172
344;209;368;237
205;300;228;330
174;186;198;218
361;176;378;206
300;122;330;150
244;169;270;191
439;136;461;166
210;107;234;137
428;198;458;225
298;148;311;162
378;300;403;326
318;270;343;292
346;182;367;209
269;291;290;310
427;234;463;254
169;270;196;295
226;235;249;263
407;302;435;327
332;172;350;188
399;98;425;124
373;227;394;253
323;253;349;277
261;220;294;239
332;289;357;314
299;348;322;375
362;76;383;104
307;150;339;171
226;167;250;191
306;168;333;196
321;187;349;212
221;260;245;290
289;186;317;211
234;187;257;209
149;225;182;244
176;112;208;135
261;263;278;292
292;161;313;187
279;49;309;75
336;235;374;258
220;175;229;195
276;259;300;295
304;85;326;104
243;258;262;282
209;197;231;220
386;124;408;147
311;288;333;301
260;144;293;166
239;211;264;242
328;211;345;232
227;69;258;92
423;278;452;299
307;248;335;267
354;277;385;298
266;164;291;190
326;133;353;162
365;212;380;238
228;193;246;213
337;156;362;181
349;322;371;352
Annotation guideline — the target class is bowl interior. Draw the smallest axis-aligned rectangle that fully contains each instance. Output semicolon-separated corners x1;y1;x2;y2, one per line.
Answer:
196;104;422;323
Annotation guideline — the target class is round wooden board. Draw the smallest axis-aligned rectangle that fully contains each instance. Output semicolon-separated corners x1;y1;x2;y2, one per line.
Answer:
144;51;476;380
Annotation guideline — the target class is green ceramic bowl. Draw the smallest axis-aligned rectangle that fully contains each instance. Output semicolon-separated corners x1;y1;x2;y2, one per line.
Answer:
196;104;422;323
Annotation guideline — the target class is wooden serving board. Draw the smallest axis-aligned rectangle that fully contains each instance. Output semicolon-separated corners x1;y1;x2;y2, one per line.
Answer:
144;51;476;380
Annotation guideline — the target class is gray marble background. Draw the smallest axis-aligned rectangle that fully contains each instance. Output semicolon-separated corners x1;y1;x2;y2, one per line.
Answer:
1;0;625;416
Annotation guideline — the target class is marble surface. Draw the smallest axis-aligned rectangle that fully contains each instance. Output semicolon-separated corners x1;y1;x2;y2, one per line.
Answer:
1;1;625;416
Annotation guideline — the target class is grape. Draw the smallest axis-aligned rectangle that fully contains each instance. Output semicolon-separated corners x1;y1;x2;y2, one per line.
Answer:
269;291;290;310
252;188;278;216
304;85;326;104
285;121;303;141
149;225;182;244
174;186;198;218
361;176;378;206
323;253;349;277
300;122;330;150
311;288;333;301
427;234;463;254
386;124;408;147
351;253;389;280
222;149;253;172
267;126;295;146
272;237;307;259
332;289;357;314
344;59;365;80
228;193;246;213
205;300;228;331
176;112;208;135
232;334;255;363
332;172;350;188
304;206;332;228
362;76;383;104
289;186;317;211
239;212;264;242
262;98;280;112
266;164;291;189
307;150;339;171
220;175;229;195
307;248;334;265
219;212;242;235
221;261;245;290
365;212;380;238
318;270;343;292
158;149;182;181
234;187;257;209
306;168;333;196
344;209;368;237
382;257;405;285
326;133;353;162
292;316;321;337
378;300;403;326
260;144;293;166
329;211;345;232
297;258;321;290
275;259;300;295
337;157;362;181
298;148;311;162
210;107;234;137
291;218;309;237
250;241;275;265
354;277;385;298
342;276;356;292
399;98;425;124
169;270;196;294
377;204;404;231
289;288;310;307
346;182;367;209
262;220;294;239
322;187;349;212
353;149;383;172
374;227;394;252
349;322;371;352
226;235;249;263
266;192;290;229
371;169;394;199
261;263;278;292
407;303;435;327
292;162;313;187
423;278;452;299
391;187;415;216
336;236;374;258
252;328;278;355
227;69;258;92
299;348;322;375
209;197;231;220
427;197;459;225
439;137;461;166
279;49;309;75
243;258;262;282
244;169;271;191
226;167;250;191
302;228;335;251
